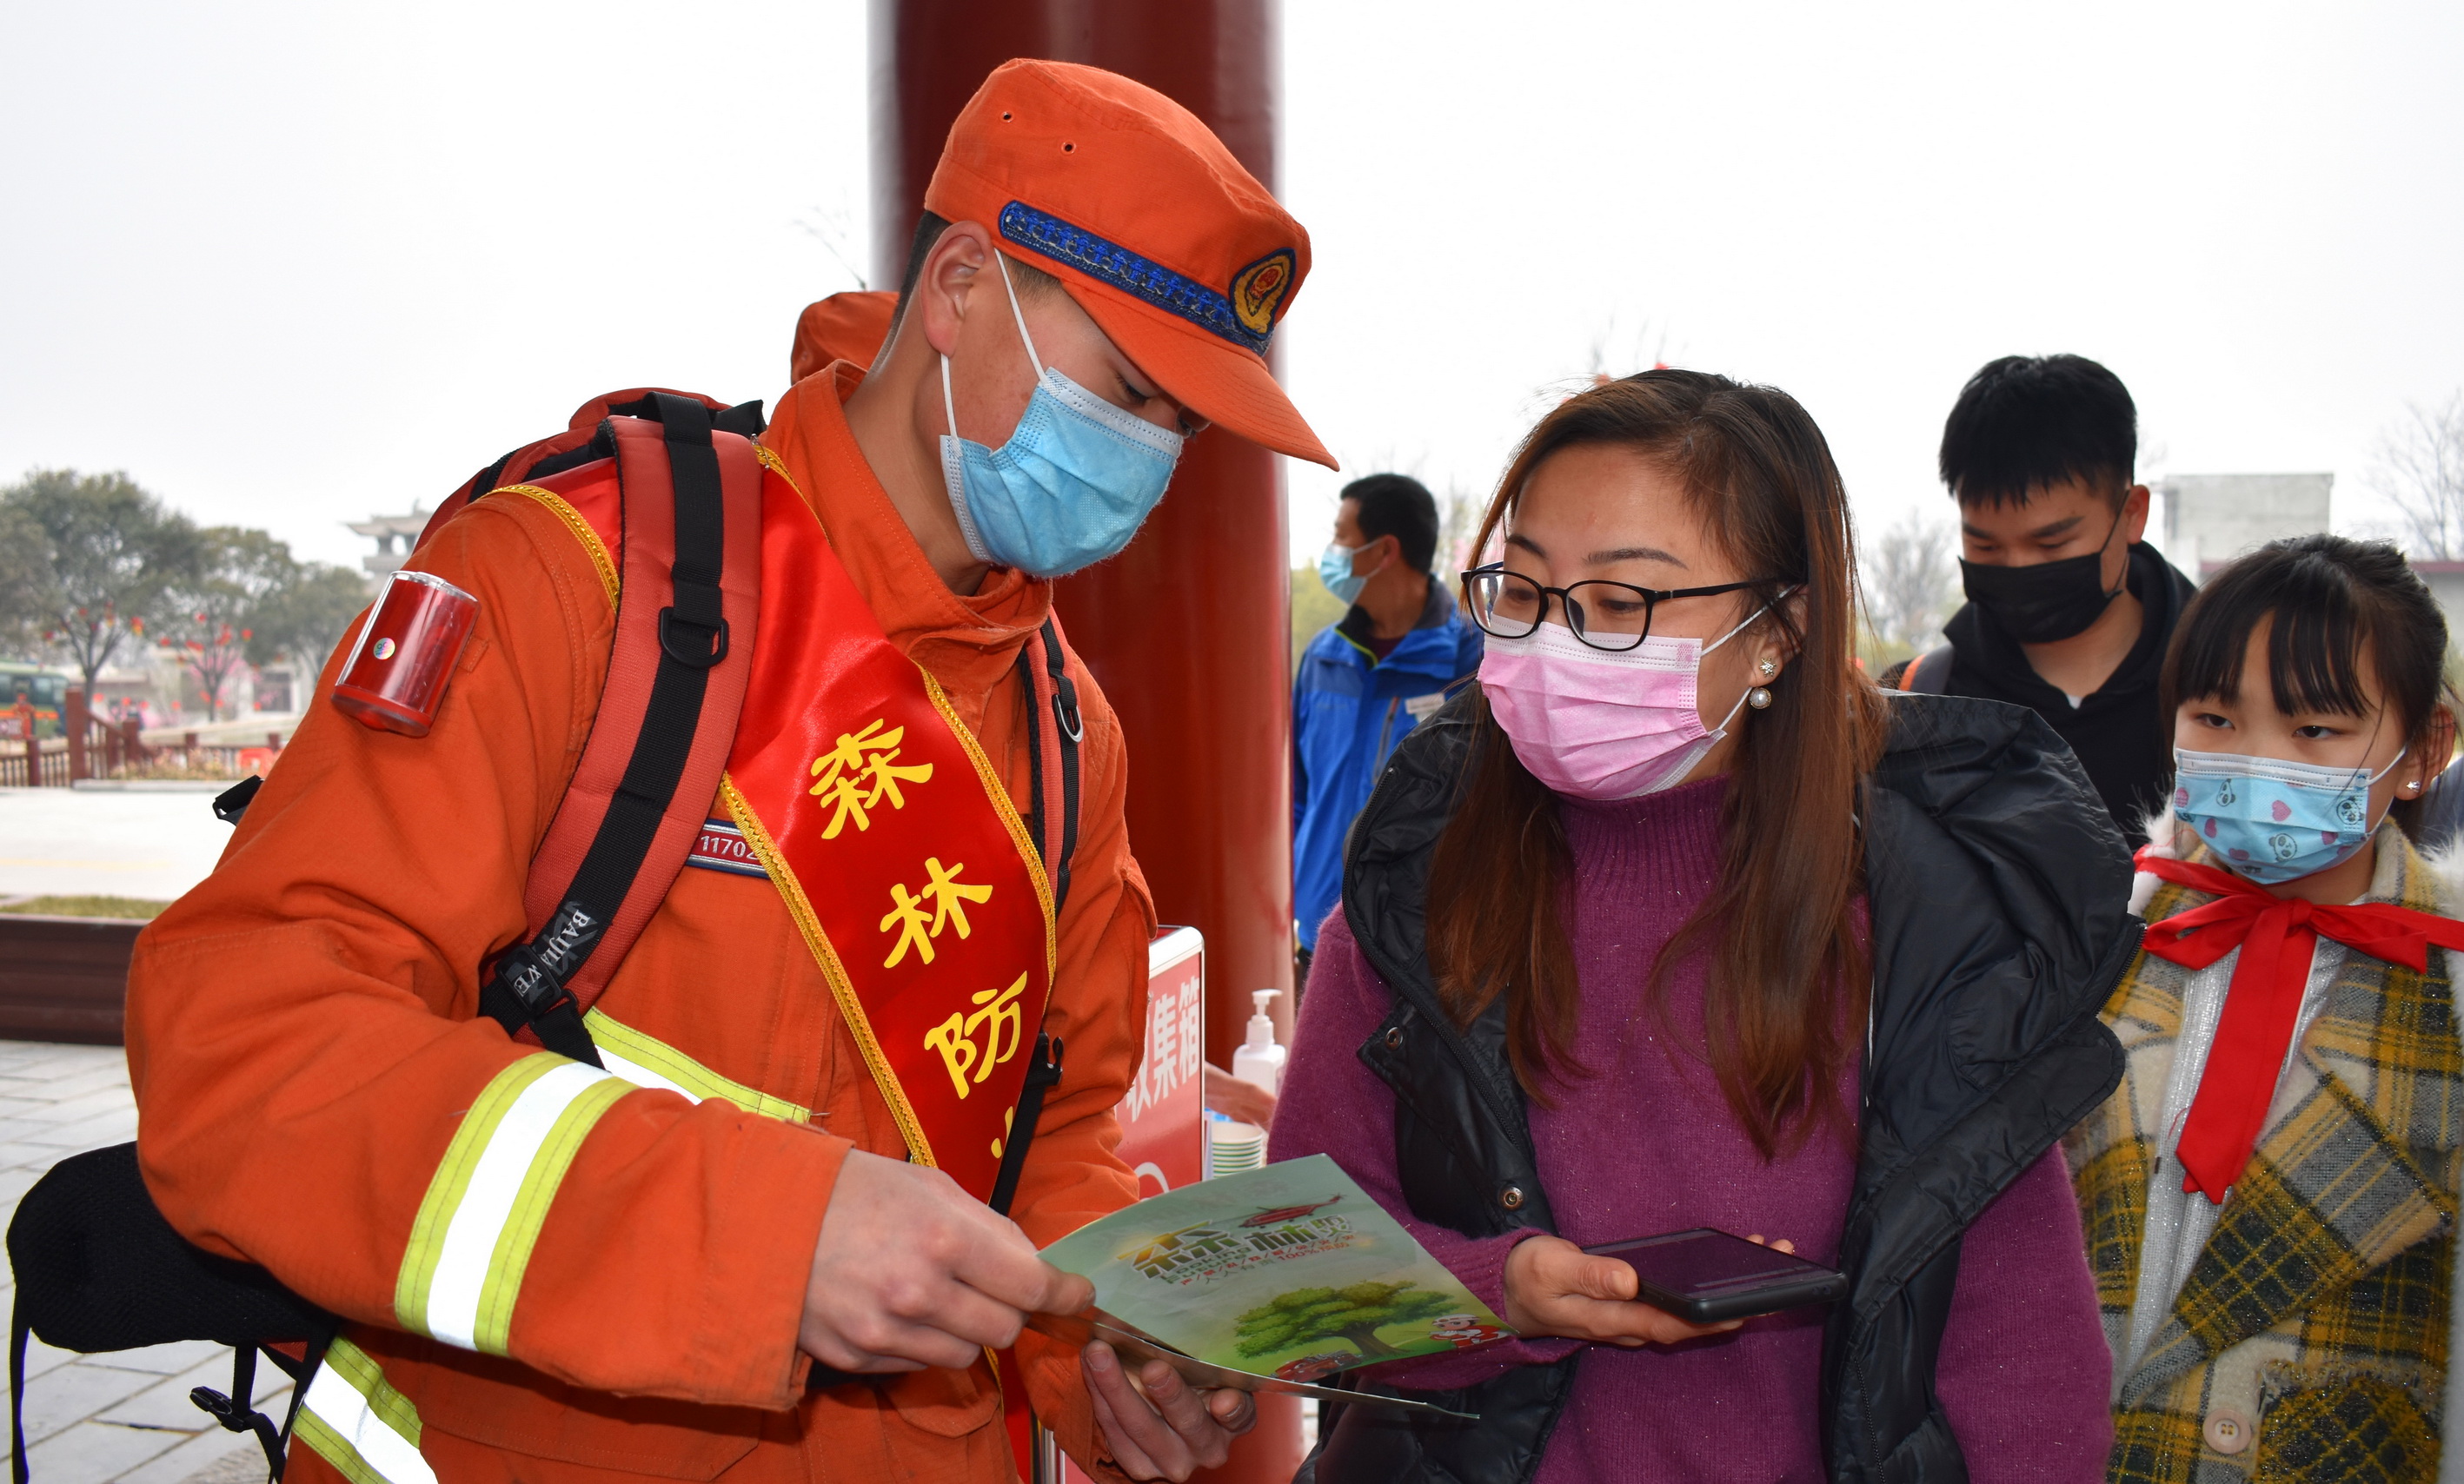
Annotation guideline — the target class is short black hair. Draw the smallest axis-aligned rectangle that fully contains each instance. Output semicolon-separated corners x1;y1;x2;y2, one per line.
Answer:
1344;474;1440;574
2163;534;2453;824
1939;354;2137;509
886;210;1063;345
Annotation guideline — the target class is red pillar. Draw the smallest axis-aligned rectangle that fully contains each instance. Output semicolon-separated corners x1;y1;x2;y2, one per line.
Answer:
63;687;89;783
873;6;1300;1480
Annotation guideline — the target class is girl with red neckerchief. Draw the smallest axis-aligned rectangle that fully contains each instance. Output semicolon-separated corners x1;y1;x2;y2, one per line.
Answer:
2067;533;2464;1481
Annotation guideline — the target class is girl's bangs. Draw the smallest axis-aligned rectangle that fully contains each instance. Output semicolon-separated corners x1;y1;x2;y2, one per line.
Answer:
2170;567;2376;720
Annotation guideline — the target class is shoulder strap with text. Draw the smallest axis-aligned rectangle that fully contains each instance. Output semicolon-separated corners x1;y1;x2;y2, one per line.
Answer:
476;394;764;1063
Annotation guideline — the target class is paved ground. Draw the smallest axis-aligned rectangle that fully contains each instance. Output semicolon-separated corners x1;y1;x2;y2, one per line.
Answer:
0;1041;285;1483
0;789;233;903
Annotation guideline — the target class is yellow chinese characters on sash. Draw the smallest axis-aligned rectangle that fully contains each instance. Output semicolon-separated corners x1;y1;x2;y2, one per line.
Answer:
720;455;1054;1202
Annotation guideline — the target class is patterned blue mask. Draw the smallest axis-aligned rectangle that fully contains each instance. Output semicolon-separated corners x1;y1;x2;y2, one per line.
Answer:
2171;745;2404;884
938;255;1184;580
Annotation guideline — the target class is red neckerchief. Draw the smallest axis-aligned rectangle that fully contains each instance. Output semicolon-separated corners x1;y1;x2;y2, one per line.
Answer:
2134;846;2464;1202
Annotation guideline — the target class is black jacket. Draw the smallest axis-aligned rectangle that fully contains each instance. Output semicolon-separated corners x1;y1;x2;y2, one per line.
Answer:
1936;541;2196;845
1298;689;2138;1484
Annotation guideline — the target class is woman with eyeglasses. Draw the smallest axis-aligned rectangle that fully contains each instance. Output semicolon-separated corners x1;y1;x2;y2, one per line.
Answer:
1272;371;2127;1483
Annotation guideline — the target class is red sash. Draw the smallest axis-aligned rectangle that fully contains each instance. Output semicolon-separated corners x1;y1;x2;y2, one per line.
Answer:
721;449;1054;1200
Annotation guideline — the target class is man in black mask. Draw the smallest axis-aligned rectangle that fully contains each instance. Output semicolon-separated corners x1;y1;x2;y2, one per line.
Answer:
1888;354;2195;844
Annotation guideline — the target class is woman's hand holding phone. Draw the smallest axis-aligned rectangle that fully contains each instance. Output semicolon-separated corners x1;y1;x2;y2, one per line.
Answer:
1504;1234;1777;1347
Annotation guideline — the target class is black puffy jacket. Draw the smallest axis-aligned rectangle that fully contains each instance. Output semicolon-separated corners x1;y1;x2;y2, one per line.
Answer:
1298;690;2138;1484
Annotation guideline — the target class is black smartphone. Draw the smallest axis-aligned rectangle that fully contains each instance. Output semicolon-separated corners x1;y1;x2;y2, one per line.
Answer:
1580;1228;1848;1323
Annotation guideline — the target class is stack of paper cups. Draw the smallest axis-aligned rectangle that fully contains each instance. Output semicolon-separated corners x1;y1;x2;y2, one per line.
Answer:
1207;1119;1265;1179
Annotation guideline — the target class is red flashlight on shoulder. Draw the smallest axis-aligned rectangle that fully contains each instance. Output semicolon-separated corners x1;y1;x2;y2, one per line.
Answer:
331;570;479;737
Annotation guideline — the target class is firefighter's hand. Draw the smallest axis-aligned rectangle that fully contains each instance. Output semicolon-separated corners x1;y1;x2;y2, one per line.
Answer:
800;1149;1092;1373
1082;1340;1256;1481
1502;1233;1763;1348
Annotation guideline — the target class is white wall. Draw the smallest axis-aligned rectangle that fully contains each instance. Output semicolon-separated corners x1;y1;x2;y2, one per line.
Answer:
2161;473;2335;579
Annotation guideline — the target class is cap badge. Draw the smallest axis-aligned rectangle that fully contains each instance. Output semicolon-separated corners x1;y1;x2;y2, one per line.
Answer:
1000;201;1279;355
1231;250;1296;337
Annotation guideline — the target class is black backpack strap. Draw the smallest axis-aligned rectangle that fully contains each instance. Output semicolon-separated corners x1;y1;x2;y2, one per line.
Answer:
267;1315;338;1463
976;619;1086;1223
186;1344;288;1480
478;393;760;1066
469;452;517;503
986;1034;1065;1218
1011;619;1085;912
1043;622;1083;914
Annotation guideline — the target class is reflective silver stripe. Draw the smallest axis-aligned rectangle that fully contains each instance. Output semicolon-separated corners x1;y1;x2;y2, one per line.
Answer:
395;1054;633;1354
295;1338;435;1484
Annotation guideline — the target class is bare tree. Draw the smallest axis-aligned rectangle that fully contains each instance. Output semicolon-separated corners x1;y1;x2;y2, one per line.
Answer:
1434;480;1489;575
2368;392;2464;560
794;201;870;292
1581;315;1677;385
1862;508;1962;651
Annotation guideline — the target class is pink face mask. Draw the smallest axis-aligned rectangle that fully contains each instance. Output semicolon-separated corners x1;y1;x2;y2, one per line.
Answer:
1478;609;1768;800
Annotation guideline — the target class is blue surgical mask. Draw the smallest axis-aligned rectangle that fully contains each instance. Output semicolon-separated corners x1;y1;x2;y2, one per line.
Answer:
1317;542;1378;604
2172;745;2406;884
938;255;1185;579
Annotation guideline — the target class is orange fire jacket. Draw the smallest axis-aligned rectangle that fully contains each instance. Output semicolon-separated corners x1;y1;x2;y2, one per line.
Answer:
123;363;1152;1483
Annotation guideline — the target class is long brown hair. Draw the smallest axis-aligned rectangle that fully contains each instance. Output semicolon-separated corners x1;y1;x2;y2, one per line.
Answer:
1425;370;1888;1156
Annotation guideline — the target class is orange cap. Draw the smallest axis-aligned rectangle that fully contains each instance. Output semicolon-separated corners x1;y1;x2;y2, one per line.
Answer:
790;289;900;385
924;59;1334;469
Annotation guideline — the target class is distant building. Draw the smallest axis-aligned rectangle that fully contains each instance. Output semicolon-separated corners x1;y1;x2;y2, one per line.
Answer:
2157;473;2334;580
2155;472;2464;650
349;509;428;578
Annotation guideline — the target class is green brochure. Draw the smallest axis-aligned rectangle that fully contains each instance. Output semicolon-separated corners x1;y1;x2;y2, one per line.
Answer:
1039;1154;1512;1384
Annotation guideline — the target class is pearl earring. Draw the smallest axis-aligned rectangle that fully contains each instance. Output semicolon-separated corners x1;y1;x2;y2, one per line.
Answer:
1757;658;1778;678
1747;686;1773;710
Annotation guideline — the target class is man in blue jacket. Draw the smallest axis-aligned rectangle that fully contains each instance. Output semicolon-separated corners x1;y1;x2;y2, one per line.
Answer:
1292;474;1483;981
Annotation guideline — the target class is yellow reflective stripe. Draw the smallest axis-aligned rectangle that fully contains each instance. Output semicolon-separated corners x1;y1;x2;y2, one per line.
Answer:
502;485;619;607
296;1337;433;1484
584;1008;809;1122
395;1054;632;1354
395;1053;561;1338
471;1072;633;1353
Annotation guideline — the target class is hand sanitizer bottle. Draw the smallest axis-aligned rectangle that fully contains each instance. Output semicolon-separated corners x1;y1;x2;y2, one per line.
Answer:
1232;989;1286;1097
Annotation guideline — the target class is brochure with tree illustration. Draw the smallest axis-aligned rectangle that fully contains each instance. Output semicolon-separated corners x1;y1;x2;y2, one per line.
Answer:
1039;1154;1513;1386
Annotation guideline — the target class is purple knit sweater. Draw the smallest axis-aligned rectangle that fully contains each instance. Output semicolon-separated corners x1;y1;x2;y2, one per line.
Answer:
1269;777;2112;1483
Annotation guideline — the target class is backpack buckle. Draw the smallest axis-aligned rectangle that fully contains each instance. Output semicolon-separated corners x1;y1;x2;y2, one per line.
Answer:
658;608;729;669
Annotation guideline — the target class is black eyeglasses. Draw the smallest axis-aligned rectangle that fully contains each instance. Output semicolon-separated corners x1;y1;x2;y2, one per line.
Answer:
1460;564;1777;652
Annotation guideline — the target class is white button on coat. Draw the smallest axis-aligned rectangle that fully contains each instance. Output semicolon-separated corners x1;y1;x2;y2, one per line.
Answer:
2202;1408;2253;1456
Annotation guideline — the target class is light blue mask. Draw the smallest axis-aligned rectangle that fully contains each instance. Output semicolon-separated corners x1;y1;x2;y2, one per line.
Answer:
2171;745;2405;884
1317;542;1378;604
939;255;1184;579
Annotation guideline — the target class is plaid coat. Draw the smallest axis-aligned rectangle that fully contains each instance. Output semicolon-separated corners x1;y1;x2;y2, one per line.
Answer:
2065;824;2463;1482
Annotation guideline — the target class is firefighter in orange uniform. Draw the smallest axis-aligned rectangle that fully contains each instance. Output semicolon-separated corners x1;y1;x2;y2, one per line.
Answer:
123;60;1333;1484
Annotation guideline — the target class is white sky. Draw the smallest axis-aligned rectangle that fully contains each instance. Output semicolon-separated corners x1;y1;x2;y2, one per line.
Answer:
3;2;2459;576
